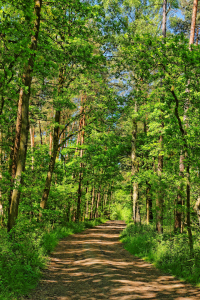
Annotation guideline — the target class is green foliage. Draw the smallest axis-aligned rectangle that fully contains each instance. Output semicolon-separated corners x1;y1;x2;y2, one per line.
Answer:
121;223;200;285
110;203;132;223
0;218;107;300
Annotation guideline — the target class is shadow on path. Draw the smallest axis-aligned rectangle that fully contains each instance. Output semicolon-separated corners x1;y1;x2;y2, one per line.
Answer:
25;221;200;300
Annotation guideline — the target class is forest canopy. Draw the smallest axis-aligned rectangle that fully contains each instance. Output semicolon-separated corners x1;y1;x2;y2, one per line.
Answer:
1;0;200;298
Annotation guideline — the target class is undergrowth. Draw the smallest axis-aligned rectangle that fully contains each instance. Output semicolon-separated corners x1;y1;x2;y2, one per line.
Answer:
120;223;200;286
0;217;107;300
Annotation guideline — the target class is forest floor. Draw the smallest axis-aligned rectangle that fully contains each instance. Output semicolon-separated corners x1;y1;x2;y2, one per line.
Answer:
23;220;200;300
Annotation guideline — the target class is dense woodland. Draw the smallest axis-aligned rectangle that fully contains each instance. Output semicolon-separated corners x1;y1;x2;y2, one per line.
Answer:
1;0;200;298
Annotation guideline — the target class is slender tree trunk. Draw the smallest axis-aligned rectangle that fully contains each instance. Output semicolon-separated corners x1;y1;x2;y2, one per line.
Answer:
194;196;200;225
7;0;42;231
162;0;167;38
146;181;153;224
156;131;164;233
85;184;89;219
171;90;193;254
76;95;86;221
175;153;184;233
30;126;34;170
39;120;43;145
132;101;140;223
90;186;95;219
196;27;199;45
190;0;198;46
155;0;167;234
95;187;101;219
76;170;82;221
40;68;64;210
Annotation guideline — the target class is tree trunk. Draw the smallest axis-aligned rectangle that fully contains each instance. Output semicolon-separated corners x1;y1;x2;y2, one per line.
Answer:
146;181;153;224
194;196;200;225
95;187;101;219
40;111;60;209
175;153;184;233
171;90;193;255
155;0;167;234
162;0;167;38
7;0;42;232
132;101;140;223
90;186;95;219
39;120;43;145
156;134;164;234
189;0;198;46
30;126;34;170
76;170;82;221
40;67;64;210
76;95;86;221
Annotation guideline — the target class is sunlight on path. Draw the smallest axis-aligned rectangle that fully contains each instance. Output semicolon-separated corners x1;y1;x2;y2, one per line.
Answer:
25;221;200;300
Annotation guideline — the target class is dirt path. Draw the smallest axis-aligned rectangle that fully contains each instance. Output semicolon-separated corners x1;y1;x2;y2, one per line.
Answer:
25;221;200;300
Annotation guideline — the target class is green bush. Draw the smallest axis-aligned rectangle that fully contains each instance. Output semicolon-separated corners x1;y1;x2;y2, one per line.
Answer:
0;217;107;299
120;223;200;286
110;203;132;223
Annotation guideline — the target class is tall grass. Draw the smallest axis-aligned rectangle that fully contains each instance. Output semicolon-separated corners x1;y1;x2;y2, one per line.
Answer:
0;217;107;300
120;223;200;286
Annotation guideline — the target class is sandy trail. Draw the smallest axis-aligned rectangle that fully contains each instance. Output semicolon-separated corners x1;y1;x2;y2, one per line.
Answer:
24;220;200;300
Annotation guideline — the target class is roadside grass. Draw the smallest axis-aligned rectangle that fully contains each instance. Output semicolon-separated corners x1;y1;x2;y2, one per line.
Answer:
0;217;107;300
120;223;200;286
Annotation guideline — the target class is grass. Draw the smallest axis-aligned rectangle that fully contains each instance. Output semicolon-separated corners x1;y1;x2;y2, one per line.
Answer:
120;222;200;286
0;217;107;300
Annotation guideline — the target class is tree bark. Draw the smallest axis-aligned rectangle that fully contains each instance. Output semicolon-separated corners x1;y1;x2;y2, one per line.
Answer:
189;0;198;46
175;153;184;233
76;95;86;221
40;68;64;210
155;0;167;234
146;181;153;224
30;126;34;170
39;120;43;145
171;89;193;254
90;186;95;219
132;101;140;223
156;133;164;234
7;0;42;232
162;0;167;38
95;187;101;219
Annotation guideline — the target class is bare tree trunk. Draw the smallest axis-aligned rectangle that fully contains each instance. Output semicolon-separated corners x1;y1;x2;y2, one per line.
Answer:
155;0;167;234
194;196;200;225
95;187;101;219
90;186;95;219
40;67;64;210
156;132;164;234
171;90;193;255
162;0;167;38
39;120;43;145
146;181;153;224
189;0;198;46
7;0;42;231
196;27;199;45
85;184;89;219
175;153;184;233
49;131;52;156
132;101;140;223
76;95;86;221
30;126;34;170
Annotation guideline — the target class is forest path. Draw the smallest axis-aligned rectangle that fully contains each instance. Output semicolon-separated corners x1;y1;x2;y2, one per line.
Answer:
25;220;200;300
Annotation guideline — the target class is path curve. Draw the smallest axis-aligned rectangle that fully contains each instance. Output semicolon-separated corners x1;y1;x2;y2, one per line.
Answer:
25;221;200;300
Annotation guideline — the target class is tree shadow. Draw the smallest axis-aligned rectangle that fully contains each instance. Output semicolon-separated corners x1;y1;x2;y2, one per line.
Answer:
25;221;200;300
